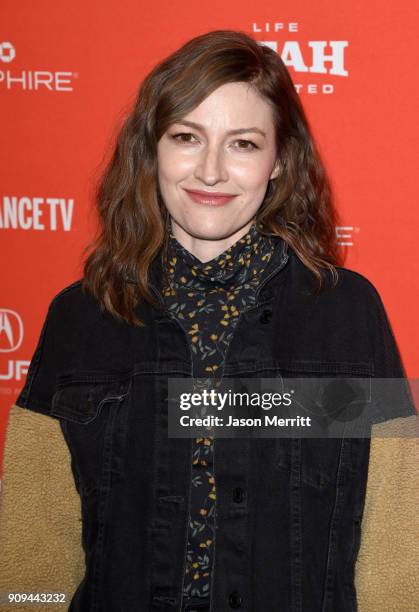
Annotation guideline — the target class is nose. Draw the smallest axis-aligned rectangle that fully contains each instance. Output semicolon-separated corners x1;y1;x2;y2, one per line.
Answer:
194;145;228;185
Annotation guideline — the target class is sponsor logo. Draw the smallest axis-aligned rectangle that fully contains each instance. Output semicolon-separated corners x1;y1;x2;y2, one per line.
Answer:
0;41;77;91
0;311;30;382
0;360;29;381
254;21;348;95
0;196;74;230
0;309;23;353
336;226;359;246
0;41;16;63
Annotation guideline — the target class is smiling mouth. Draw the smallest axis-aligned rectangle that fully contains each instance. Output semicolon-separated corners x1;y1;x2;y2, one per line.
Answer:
183;189;238;206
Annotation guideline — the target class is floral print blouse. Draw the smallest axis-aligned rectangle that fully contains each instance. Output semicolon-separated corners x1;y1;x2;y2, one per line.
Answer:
161;220;279;602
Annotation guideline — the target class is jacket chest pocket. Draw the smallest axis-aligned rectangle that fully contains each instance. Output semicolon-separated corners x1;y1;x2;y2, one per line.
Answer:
272;359;373;490
51;373;132;495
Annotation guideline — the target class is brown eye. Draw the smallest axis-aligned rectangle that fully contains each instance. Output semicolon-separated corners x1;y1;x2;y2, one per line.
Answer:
171;133;197;143
235;140;258;150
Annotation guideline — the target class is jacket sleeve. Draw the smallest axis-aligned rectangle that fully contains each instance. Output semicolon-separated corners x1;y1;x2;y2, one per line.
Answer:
0;404;85;610
355;419;419;612
14;296;62;419
367;284;417;424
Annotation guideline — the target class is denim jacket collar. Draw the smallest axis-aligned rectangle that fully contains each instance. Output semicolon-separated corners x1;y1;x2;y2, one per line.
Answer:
150;229;290;309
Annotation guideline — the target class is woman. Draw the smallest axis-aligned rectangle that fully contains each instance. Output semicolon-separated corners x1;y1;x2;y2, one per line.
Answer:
0;30;417;612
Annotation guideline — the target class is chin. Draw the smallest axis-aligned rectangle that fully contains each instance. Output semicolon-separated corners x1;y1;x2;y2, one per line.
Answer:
184;219;239;240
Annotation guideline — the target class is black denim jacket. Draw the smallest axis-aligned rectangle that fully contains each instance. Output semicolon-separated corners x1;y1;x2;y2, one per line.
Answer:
16;238;415;612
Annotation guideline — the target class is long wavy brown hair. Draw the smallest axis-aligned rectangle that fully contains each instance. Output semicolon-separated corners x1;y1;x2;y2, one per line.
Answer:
82;29;344;327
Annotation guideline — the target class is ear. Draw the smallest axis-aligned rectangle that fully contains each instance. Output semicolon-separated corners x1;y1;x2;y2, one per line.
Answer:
269;159;281;181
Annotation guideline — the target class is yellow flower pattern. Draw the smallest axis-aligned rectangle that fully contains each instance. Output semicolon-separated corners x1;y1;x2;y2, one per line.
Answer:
161;220;278;601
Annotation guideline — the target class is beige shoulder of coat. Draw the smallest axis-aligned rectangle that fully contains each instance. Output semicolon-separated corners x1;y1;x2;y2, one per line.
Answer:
355;415;419;612
0;404;85;611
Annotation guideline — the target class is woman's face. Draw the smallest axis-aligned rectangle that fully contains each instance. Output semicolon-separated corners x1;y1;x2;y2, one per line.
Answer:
157;81;280;259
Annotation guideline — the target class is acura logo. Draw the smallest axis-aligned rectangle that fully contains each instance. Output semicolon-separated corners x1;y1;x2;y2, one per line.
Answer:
0;309;24;352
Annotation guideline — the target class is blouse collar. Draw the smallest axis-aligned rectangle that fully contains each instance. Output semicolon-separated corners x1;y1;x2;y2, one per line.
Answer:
165;220;277;289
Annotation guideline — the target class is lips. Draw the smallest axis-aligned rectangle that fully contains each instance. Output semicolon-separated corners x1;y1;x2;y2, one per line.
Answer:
183;189;237;207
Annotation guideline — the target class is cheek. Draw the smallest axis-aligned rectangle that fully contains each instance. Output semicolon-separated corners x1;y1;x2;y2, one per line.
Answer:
158;146;194;177
231;158;273;188
235;175;271;197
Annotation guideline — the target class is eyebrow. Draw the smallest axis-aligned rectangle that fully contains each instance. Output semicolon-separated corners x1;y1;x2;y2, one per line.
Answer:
173;120;266;138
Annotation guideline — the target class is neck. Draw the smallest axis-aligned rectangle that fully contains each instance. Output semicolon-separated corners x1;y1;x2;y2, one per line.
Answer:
169;217;256;263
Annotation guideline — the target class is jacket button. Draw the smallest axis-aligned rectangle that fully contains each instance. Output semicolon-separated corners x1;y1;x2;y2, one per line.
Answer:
232;487;245;503
229;591;243;608
259;308;272;324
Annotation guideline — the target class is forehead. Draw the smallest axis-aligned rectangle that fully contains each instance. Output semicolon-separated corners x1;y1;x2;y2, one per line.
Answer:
179;82;274;128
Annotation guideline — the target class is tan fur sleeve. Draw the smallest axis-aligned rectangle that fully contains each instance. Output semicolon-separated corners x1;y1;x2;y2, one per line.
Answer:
0;405;85;611
355;416;419;612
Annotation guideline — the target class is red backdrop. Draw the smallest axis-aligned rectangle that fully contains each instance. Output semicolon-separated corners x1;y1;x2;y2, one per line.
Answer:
1;0;418;471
